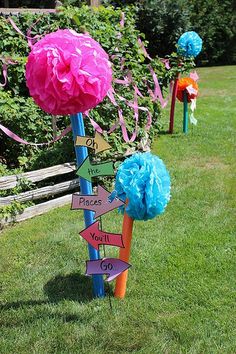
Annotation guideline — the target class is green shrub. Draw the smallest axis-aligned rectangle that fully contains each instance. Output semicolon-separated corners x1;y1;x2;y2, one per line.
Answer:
137;0;191;59
106;0;236;66
189;0;236;65
1;5;173;170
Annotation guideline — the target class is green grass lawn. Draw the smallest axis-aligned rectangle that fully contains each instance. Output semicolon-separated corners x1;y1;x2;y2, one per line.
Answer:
0;66;235;354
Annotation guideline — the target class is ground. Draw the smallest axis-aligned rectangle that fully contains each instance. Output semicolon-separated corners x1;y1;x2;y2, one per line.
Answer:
0;66;235;354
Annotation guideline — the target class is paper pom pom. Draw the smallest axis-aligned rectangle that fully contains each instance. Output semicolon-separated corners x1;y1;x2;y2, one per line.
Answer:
115;152;171;221
26;29;112;115
177;31;202;58
177;77;198;102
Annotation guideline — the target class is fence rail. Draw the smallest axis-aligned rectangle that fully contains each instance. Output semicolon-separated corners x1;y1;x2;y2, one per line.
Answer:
0;8;56;15
0;178;79;206
0;162;76;190
2;194;73;225
0;162;78;227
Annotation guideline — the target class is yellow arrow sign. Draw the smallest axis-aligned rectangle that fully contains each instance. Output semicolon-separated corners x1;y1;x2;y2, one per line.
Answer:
75;131;111;154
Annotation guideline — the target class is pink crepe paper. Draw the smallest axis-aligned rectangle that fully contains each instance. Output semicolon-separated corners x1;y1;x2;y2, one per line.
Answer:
190;71;199;82
0;64;7;87
26;29;112;115
0;123;71;146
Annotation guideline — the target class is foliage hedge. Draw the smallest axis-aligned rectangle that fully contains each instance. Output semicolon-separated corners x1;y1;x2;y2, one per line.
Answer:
105;0;236;66
0;5;171;171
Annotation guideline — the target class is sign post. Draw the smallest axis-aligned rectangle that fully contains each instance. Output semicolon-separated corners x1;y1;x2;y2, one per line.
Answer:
70;113;104;298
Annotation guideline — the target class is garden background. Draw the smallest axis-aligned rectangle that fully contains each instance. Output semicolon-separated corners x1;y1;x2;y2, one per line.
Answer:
0;1;236;353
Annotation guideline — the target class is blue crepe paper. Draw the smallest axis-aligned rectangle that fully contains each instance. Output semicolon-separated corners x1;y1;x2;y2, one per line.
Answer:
115;152;171;221
177;31;202;58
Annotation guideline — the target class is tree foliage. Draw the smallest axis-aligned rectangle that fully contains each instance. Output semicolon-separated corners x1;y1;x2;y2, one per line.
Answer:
137;0;191;58
104;0;236;66
189;0;236;65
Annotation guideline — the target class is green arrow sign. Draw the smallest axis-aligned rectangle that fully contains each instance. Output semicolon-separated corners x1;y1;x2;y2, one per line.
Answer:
76;156;115;182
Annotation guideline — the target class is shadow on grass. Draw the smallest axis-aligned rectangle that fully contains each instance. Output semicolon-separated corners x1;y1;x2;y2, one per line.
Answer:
44;272;94;302
158;130;171;135
0;272;95;311
158;130;184;138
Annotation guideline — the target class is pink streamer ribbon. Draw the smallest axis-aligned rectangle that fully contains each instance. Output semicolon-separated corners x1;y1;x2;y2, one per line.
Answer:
0;64;7;87
120;12;125;27
146;110;152;130
108;87;152;142
0;123;72;146
5;13;169;145
113;77;130;86
8;17;42;49
148;65;169;108
107;87;118;106
190;71;199;82
137;38;152;61
161;58;170;70
26;17;42;48
0;57;18;87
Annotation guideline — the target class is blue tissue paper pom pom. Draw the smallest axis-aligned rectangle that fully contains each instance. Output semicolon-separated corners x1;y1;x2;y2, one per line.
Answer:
177;31;202;58
115;152;171;221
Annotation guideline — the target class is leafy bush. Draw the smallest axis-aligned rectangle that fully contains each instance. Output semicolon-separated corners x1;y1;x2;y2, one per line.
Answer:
189;0;236;65
105;0;236;66
0;5;173;170
137;0;191;59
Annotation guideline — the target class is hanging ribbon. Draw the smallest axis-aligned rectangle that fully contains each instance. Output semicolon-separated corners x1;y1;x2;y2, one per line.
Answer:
186;84;198;96
113;77;130;86
161;58;170;70
26;17;43;48
190;71;199;82
4;12;172;145
186;85;198;125
120;12;125;28
0;64;7;87
137;38;152;61
0;123;72;146
111;87;152;142
87;85;151;143
0;57;18;88
145;111;152;130
8;17;42;49
148;65;169;108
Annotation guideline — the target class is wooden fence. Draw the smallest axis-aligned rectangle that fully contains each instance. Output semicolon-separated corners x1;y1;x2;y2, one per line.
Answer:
0;162;79;226
0;0;101;227
0;0;100;15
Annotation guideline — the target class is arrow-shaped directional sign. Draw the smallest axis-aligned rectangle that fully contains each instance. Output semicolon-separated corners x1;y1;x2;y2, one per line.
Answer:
79;220;124;250
71;184;125;218
75;131;111;154
76;156;114;182
86;258;131;282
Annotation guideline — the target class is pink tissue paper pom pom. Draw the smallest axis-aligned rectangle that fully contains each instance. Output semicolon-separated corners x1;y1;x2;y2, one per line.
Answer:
25;29;112;115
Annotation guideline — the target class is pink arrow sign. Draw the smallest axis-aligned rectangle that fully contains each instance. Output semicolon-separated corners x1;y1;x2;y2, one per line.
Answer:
71;184;125;218
86;258;131;282
79;221;124;250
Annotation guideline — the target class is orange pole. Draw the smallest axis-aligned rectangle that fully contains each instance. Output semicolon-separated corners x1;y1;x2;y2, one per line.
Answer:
114;203;134;299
